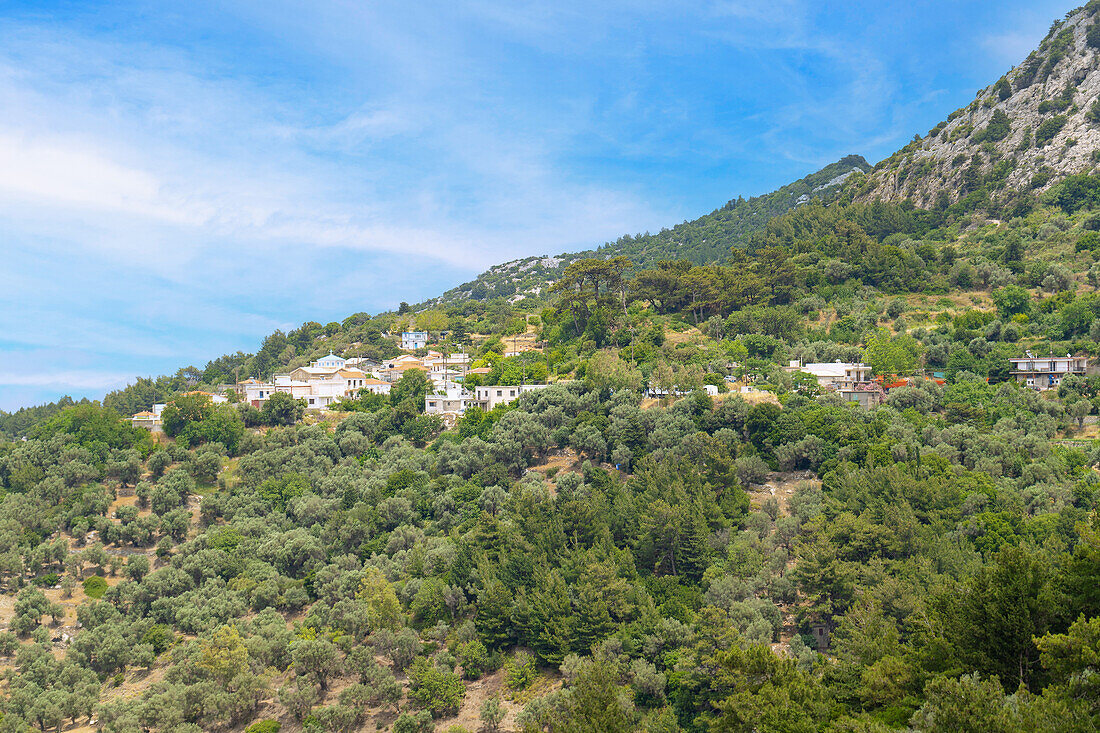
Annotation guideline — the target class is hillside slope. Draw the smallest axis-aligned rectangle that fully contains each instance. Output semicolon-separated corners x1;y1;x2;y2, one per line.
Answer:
426;155;870;307
858;2;1100;208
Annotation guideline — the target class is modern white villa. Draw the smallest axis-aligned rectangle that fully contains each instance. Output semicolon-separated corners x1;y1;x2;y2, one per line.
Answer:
788;361;873;389
425;383;550;416
1010;352;1095;390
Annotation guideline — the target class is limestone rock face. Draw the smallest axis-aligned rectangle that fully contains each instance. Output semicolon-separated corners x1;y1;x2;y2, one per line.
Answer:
858;2;1100;207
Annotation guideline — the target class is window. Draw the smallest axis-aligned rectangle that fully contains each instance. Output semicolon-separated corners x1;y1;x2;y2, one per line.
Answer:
308;398;315;405
510;390;516;396
496;390;502;397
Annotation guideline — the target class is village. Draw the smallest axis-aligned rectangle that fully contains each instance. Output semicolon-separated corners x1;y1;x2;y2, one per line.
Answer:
129;328;1100;431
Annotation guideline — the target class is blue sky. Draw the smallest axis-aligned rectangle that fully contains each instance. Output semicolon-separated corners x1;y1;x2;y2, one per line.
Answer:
0;0;1076;411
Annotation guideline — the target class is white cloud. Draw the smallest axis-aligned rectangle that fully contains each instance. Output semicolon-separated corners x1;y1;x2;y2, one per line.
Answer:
0;14;669;278
0;130;210;225
0;369;136;390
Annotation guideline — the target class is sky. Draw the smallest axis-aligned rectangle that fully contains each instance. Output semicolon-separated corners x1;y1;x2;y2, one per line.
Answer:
0;0;1077;411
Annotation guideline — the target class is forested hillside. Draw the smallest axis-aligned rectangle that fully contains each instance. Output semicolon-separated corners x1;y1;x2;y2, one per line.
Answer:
426;155;870;307
12;4;1100;732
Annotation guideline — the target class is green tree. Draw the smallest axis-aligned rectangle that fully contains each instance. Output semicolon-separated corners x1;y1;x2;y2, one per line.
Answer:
261;392;305;426
991;285;1030;319
292;637;340;692
865;330;922;376
933;546;1057;690
390;369;432;412
416;309;448;333
480;694;505;733
910;673;1019;733
408;657;464;717
161;393;214;438
552;658;636;733
704;642;828;732
199;625;249;684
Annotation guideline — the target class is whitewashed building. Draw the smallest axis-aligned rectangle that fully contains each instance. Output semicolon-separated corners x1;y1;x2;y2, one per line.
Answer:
130;411;160;431
789;361;872;389
646;384;719;398
359;378;392;396
401;331;429;350
314;353;346;370
425;388;477;415
1010;353;1094;390
240;355;372;409
472;383;550;411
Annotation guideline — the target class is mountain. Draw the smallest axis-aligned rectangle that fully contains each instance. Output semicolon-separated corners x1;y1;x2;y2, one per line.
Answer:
425;155;870;307
857;2;1100;209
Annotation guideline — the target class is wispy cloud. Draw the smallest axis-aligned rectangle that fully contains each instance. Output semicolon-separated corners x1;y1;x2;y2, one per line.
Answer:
0;0;1075;410
0;370;137;390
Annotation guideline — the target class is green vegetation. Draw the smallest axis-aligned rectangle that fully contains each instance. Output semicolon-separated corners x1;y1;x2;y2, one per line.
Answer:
1036;115;1069;146
12;6;1100;730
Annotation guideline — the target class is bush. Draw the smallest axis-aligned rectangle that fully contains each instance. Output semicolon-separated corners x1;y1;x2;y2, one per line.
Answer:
1035;115;1068;146
83;576;108;599
244;722;281;733
1089;22;1100;49
142;624;175;654
977;109;1011;142
1089;100;1100;125
32;573;60;588
457;639;492;679
504;650;539;691
734;455;770;486
1076;231;1100;253
408;657;464;717
393;711;434;733
262;391;306;426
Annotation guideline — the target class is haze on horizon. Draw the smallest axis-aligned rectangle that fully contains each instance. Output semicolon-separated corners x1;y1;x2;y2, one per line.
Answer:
0;0;1073;411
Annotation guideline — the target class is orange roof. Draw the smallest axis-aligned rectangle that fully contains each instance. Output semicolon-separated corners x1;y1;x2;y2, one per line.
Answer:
132;411;155;418
362;378;389;385
467;367;492;374
182;390;212;397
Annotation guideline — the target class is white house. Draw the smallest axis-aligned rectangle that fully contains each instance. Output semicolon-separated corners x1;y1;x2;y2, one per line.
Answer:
345;357;380;370
472;383;550;411
790;361;872;389
240;361;372;410
425;387;477;415
401;331;429;350
646;384;719;398
1010;353;1094;390
131;411;160;431
422;353;470;374
358;378;392;396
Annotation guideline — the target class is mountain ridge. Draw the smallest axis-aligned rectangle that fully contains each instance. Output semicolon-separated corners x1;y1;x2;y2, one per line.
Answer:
422;154;871;308
856;2;1100;209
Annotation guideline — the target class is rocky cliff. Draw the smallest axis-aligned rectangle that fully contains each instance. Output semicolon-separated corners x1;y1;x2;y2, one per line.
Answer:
856;2;1100;209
